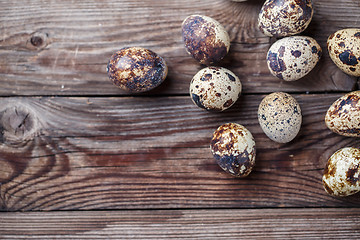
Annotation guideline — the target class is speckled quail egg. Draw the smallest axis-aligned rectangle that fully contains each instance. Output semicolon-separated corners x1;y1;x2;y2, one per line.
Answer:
258;0;313;37
107;47;168;92
258;92;302;143
322;147;360;197
182;15;230;65
327;29;360;77
211;123;256;177
267;36;322;81
190;67;242;111
325;91;360;137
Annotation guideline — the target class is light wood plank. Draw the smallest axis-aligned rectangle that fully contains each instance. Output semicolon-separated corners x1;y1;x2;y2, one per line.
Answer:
0;94;359;211
0;0;358;96
0;208;360;239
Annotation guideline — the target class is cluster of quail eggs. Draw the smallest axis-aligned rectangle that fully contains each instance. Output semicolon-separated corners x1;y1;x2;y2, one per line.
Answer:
105;0;360;197
258;0;360;197
181;15;256;177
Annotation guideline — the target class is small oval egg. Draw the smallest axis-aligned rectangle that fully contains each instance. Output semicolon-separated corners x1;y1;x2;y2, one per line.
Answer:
182;15;230;65
327;28;360;77
322;147;360;197
107;47;168;92
189;67;242;111
258;0;313;37
258;92;302;143
267;36;322;81
325;91;360;137
210;123;256;177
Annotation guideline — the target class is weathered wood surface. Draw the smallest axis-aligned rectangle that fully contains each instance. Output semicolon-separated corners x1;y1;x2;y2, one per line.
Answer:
1;208;360;239
1;0;360;238
1;94;359;211
0;0;359;96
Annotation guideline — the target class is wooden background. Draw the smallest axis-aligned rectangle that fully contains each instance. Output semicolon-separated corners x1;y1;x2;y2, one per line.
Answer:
1;0;360;238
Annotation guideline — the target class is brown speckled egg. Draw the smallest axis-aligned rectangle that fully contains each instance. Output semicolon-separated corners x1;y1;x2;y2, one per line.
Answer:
107;47;168;92
327;29;360;77
322;147;360;197
258;92;302;143
211;123;256;177
182;15;230;65
258;0;313;37
325;91;360;137
189;67;242;111
267;36;322;81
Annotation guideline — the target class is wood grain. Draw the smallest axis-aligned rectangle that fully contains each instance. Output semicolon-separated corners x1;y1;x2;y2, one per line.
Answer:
1;208;360;239
0;94;360;211
0;0;359;96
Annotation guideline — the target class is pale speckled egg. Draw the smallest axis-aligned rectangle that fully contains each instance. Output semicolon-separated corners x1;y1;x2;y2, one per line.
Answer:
182;15;230;65
258;0;313;37
107;47;168;92
322;147;360;197
190;67;242;111
325;91;360;137
267;36;322;81
210;123;256;177
258;92;302;143
327;29;360;77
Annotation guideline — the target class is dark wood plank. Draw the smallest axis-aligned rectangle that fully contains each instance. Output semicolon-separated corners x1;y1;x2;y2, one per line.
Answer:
1;94;360;211
0;0;358;96
1;208;360;239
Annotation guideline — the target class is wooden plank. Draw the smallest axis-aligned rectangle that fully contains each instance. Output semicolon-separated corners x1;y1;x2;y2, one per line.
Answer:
0;208;360;239
1;94;360;211
0;0;358;96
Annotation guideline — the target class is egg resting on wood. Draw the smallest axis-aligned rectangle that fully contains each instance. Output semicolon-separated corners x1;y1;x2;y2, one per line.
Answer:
182;15;230;65
266;36;322;81
211;123;256;177
190;67;242;111
107;47;168;93
327;28;360;77
258;0;313;37
258;92;302;143
323;147;360;197
325;91;360;137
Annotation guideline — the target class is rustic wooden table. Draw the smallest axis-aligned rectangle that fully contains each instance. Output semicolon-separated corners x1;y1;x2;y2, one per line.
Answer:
1;0;360;239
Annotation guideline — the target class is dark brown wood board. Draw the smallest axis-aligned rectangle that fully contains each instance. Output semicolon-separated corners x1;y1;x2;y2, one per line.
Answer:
0;0;359;96
0;94;360;211
1;208;360;239
1;0;360;238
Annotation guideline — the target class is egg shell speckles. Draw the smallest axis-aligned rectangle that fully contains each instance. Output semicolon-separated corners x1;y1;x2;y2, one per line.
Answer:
325;91;360;137
210;123;256;177
322;147;360;197
267;36;322;81
107;47;168;93
327;29;360;77
258;92;302;143
189;67;242;111
258;0;313;37
182;15;230;65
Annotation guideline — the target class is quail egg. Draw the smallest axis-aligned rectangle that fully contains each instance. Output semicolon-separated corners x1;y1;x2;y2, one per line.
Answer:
323;147;360;197
325;91;360;137
258;0;313;37
190;67;242;111
258;92;302;143
211;123;256;177
107;47;168;92
267;36;322;81
182;15;230;65
327;28;360;77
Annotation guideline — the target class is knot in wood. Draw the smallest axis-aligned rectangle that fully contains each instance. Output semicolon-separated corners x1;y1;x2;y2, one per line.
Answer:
28;32;48;49
30;36;43;47
0;106;40;144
